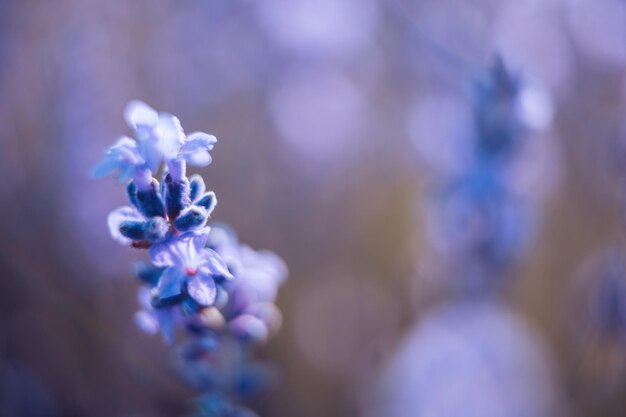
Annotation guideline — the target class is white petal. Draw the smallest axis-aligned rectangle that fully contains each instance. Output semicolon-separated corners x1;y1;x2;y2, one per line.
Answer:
154;114;185;159
180;132;217;167
124;100;159;130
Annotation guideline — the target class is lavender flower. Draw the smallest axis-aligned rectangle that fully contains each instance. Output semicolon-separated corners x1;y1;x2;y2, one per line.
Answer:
151;229;232;307
95;101;287;417
205;224;287;344
419;57;547;288
94;100;215;184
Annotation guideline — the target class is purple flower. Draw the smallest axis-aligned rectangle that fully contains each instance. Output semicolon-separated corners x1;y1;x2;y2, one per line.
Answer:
93;101;172;180
150;229;233;307
127;101;216;171
94;101;217;182
92;136;146;182
125;100;183;169
205;224;287;342
178;131;218;167
95;100;287;417
208;225;287;303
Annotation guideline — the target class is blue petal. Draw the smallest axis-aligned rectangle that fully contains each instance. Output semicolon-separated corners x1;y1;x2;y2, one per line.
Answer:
195;192;217;214
93;136;143;181
150;228;211;267
187;275;217;306
189;174;206;201
107;206;144;245
174;206;208;232
200;248;233;280
92;155;122;179
157;267;186;301
150;242;172;267
190;227;211;249
180;132;216;167
154;309;175;344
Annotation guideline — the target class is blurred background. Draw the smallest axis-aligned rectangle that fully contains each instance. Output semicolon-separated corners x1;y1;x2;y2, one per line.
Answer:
2;0;626;416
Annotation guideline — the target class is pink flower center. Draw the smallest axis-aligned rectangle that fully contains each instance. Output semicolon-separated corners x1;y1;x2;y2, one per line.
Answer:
185;267;198;276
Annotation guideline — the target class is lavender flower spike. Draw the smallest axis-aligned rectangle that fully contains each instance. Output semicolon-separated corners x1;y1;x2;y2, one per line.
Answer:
95;100;287;417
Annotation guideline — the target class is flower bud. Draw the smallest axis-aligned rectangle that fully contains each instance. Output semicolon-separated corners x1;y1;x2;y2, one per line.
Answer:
120;217;167;242
119;220;146;240
144;216;168;240
196;191;217;214
245;302;283;337
189;174;206;202
174;206;209;232
200;307;226;330
229;314;269;345
213;285;229;309
126;180;139;209
164;173;191;219
136;178;166;218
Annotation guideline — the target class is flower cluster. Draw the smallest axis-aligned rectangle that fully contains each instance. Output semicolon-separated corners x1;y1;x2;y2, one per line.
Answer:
95;101;287;417
422;57;545;289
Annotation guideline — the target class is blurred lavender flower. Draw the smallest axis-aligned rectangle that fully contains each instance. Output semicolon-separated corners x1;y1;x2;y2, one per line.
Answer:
416;57;552;288
473;56;525;161
134;286;176;342
372;302;560;417
95;101;287;416
206;224;287;344
377;57;562;417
